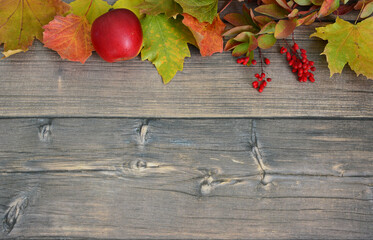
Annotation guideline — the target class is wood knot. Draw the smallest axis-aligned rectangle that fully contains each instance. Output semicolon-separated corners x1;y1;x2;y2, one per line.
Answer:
38;124;52;142
2;196;28;234
137;120;150;146
129;159;147;170
199;176;214;196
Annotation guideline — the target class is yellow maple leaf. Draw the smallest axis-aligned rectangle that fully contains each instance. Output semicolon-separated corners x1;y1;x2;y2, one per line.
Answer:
0;0;70;58
311;17;373;80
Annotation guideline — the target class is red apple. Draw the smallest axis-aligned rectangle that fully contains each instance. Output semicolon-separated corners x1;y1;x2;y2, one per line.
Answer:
91;9;143;62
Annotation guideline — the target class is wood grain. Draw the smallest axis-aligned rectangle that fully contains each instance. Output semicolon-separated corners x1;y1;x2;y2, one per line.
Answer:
0;1;371;118
0;118;372;239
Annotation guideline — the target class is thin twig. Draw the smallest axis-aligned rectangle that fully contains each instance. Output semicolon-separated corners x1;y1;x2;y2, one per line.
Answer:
219;0;233;14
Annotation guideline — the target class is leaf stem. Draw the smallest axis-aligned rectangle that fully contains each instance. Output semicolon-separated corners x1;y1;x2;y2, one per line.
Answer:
355;0;366;24
258;48;264;74
84;0;93;17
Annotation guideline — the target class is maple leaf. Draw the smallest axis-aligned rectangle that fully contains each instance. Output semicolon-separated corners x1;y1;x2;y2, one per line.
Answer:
310;17;373;80
174;0;218;23
182;13;225;57
113;0;144;18
138;0;182;18
141;14;195;84
70;0;111;24
43;14;94;63
0;0;70;58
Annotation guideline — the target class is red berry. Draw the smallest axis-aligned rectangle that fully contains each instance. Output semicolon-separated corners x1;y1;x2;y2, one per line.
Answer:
289;60;294;66
243;59;249;65
262;81;267;87
309;77;315;82
292;68;297;73
301;53;307;59
280;47;286;54
236;58;243;64
298;72;303;77
258;88;263;93
298;68;303;75
267;78;272;82
292;55;297;61
261;73;266;78
303;64;308;69
293;43;299;50
265;58;270;65
300;49;307;54
252;60;257;65
298;62;302;69
309;61;314;66
311;66;316;71
302;58;307;63
252;81;259;88
258;77;263;81
286;52;291;61
255;73;260;78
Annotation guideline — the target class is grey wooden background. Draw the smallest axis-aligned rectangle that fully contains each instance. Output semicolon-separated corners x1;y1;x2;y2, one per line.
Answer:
0;0;372;239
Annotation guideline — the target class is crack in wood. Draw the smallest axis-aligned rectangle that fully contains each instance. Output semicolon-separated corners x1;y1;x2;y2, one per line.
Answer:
249;120;268;185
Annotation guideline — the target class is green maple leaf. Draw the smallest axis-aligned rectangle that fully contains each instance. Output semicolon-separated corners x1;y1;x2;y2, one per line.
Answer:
70;0;111;24
113;0;144;18
174;0;218;23
311;17;373;80
141;14;195;84
138;0;182;18
0;0;70;57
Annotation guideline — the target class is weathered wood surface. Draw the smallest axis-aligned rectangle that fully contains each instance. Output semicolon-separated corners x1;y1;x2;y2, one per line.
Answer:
0;118;372;239
1;1;372;239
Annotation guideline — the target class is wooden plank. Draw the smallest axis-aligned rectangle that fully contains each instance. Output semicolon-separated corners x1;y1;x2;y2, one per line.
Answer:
0;118;372;176
0;18;372;118
0;118;372;238
0;171;372;238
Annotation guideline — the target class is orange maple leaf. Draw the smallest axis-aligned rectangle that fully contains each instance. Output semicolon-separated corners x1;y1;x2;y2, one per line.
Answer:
182;13;225;57
43;14;94;64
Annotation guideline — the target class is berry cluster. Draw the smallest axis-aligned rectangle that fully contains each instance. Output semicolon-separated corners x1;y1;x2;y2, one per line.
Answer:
236;53;271;93
252;58;271;93
280;42;316;83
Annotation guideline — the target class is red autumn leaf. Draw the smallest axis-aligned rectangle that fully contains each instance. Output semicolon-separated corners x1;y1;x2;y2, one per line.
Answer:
333;4;355;15
297;11;317;25
43;14;94;64
255;4;289;19
274;18;297;39
261;0;277;4
253;15;273;27
318;0;339;17
224;13;248;26
276;0;292;11
182;13;225;57
258;34;276;49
